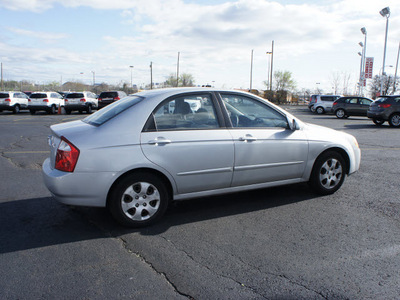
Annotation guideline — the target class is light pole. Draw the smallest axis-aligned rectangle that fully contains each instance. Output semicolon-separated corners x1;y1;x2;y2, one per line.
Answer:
394;42;400;94
270;40;274;91
380;7;390;95
250;49;254;90
129;66;134;89
360;27;367;96
358;52;363;95
266;51;272;91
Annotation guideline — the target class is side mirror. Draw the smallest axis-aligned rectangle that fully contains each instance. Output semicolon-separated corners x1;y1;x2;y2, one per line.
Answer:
288;118;299;131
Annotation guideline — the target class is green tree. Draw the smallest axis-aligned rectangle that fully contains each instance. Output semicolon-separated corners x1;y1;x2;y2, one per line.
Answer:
273;70;296;92
164;73;195;87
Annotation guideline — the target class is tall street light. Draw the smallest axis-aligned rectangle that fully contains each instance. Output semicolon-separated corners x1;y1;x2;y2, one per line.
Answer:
358;52;363;95
266;51;272;91
360;27;367;96
380;6;390;95
129;66;134;89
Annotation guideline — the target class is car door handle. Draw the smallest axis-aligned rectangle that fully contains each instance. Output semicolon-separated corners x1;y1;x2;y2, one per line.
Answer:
239;134;257;142
148;138;171;145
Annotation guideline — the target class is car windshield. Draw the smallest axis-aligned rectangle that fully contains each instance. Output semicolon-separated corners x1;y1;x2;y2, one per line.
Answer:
83;95;143;126
30;93;47;98
66;93;84;98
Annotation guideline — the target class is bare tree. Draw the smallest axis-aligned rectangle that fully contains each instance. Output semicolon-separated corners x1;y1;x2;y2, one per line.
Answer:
330;72;341;95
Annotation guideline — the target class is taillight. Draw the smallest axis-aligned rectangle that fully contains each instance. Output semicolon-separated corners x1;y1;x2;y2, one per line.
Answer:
5;98;11;102
378;103;391;108
80;98;86;102
64;99;68;102
114;97;120;100
55;137;80;172
43;99;49;102
333;102;337;106
98;98;102;102
28;98;31;102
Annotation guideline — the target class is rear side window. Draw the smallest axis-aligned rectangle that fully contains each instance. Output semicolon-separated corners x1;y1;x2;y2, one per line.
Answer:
66;93;84;98
83;95;143;126
321;96;335;102
0;93;9;98
31;93;47;98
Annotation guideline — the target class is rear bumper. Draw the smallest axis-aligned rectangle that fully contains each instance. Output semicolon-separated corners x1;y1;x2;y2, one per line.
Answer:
42;158;113;207
367;111;387;120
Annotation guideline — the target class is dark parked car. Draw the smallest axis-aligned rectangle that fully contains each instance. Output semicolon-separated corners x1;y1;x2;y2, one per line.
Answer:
367;95;400;127
332;96;373;119
98;91;127;109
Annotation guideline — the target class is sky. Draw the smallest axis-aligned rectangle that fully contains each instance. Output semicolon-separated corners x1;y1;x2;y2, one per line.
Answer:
1;0;400;93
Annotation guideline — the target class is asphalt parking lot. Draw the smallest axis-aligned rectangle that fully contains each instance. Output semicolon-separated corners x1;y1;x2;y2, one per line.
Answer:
1;107;400;299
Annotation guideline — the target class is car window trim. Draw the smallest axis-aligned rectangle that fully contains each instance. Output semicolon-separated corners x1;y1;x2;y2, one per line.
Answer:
215;91;289;129
142;91;227;132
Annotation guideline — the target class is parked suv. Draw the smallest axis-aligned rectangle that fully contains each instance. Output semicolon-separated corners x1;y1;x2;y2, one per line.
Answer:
308;95;318;111
64;92;98;114
367;95;400;127
98;91;127;109
332;96;373;119
29;92;64;114
312;95;341;114
0;91;29;114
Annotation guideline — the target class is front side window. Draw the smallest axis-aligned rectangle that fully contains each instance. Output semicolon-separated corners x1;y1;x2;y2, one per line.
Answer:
149;94;219;131
220;94;288;129
360;98;372;105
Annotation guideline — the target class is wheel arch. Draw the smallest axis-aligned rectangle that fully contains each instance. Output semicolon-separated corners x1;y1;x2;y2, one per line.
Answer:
106;167;174;208
313;147;350;175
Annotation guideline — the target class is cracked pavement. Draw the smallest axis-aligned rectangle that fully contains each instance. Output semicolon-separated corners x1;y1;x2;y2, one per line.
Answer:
1;109;400;299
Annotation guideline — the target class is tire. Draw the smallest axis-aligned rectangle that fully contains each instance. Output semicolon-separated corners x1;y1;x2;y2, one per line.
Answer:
389;113;400;128
49;105;56;114
30;109;36;115
13;105;20;114
310;106;316;113
86;104;92;114
335;109;346;119
309;151;346;195
108;172;170;227
316;107;325;114
372;118;385;126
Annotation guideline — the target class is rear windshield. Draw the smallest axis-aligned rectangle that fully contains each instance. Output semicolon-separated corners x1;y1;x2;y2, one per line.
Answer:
83;95;143;126
0;93;9;98
374;97;393;103
99;92;118;98
30;93;47;98
66;93;84;99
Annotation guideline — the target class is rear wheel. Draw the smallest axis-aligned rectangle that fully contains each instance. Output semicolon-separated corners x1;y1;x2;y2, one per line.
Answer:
335;109;346;119
389;113;400;127
108;172;170;227
30;109;36;115
372;118;385;125
13;105;20;114
49;105;56;114
86;104;92;114
65;109;71;115
316;107;325;114
309;151;346;195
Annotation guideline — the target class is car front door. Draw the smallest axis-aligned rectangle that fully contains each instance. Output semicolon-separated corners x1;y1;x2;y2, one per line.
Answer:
141;93;234;195
358;98;373;116
219;93;308;187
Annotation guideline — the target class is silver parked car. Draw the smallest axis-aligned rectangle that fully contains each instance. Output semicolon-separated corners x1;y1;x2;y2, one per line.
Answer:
43;88;361;227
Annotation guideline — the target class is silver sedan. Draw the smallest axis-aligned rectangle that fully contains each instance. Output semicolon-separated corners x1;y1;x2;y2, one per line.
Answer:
43;88;361;227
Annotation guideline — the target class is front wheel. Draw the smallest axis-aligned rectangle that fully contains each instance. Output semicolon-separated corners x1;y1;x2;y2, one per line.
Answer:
316;107;325;114
335;109;346;119
309;151;346;195
108;172;170;227
372;118;385;126
13;105;20;114
389;113;400;127
86;104;92;114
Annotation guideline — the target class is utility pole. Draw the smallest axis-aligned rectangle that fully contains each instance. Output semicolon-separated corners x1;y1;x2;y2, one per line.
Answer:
150;62;153;90
176;52;180;87
250;49;253;90
270;40;274;91
394;42;400;94
1;62;3;91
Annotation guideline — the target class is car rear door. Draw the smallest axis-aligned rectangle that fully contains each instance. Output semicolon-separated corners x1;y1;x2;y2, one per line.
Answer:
141;92;234;195
219;93;308;186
